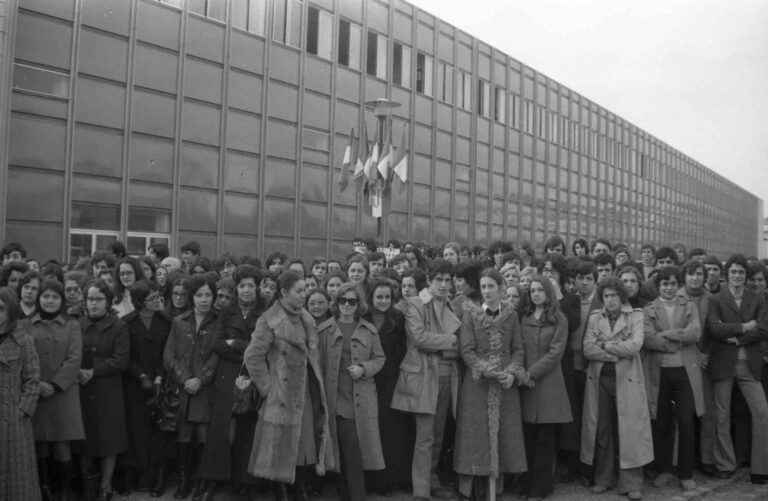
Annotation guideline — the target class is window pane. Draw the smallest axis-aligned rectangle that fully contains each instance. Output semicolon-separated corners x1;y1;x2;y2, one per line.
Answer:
439;62;453;103
494;86;505;123
366;31;377;76
207;0;226;21
70;234;93;260
376;34;387;79
13;63;69;98
126;236;148;256
416;53;432;96
307;6;332;59
71;202;120;231
393;43;411;87
128;207;171;233
248;0;266;35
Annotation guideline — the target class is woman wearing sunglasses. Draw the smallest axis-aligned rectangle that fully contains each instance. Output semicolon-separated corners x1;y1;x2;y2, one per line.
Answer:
320;282;385;501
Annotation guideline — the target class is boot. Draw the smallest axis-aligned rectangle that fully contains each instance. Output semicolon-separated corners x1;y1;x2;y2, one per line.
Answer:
192;480;208;501
81;462;101;501
37;457;55;501
58;459;76;501
150;461;166;498
292;466;309;501
273;482;289;501
202;481;217;501
174;443;192;499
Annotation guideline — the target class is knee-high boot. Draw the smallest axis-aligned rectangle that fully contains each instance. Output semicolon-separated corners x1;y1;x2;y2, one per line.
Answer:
292;466;309;501
273;481;290;501
150;460;166;498
174;443;192;499
58;459;76;501
37;458;54;501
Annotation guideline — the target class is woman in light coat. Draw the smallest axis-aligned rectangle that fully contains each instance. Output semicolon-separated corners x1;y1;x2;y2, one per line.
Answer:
582;277;653;501
28;279;84;501
244;270;333;501
319;282;386;501
642;266;703;491
0;287;41;501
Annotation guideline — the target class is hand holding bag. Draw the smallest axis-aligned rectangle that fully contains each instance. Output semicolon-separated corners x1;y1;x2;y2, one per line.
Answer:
232;362;261;415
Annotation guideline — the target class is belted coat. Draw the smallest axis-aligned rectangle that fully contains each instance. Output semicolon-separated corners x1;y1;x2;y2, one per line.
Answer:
319;317;386;471
580;305;654;469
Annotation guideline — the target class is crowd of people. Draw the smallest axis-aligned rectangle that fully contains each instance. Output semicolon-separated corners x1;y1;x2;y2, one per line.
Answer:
1;235;767;501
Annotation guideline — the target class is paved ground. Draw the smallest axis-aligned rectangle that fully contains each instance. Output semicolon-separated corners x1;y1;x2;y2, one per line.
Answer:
119;467;767;501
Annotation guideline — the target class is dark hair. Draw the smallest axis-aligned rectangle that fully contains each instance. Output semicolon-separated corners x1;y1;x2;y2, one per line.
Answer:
488;240;513;257
480;267;505;288
110;241;127;259
212;252;239;273
164;272;191;307
640;243;656;254
673;242;687;254
115;256;144;298
0;286;24;329
681;259;705;278
18;270;41;291
346;254;370;278
265;252;287;268
591;238;612;253
239;255;262;268
749;261;768;281
428;258;453;280
524;274;562;325
188;256;212;274
617;265;644;286
130;279;160;310
406;246;428;270
400;268;427;292
367;278;398;312
656;246;679;265
180;240;201;256
689;248;707;259
538;253;568;288
500;251;519;266
454;261;483;294
310;257;327;270
597;277;628;304
63;270;89;289
703;255;722;270
276;270;303;298
90;251;115;273
331;282;369;319
40;262;64;283
185;274;218;304
286;257;306;274
723;254;751;280
368;251;386;264
233;264;262;285
361;238;378;253
1;261;29;286
572;238;589;255
653;266;681;287
37;279;66;316
84;278;115;307
544;236;566;254
2;242;27;259
140;256;156;280
573;260;597;280
148;242;170;261
387;239;401;249
613;244;632;261
389;254;411;269
593;253;616;271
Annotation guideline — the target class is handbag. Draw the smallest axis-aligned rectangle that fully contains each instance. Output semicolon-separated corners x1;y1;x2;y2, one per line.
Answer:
232;363;261;415
152;378;182;431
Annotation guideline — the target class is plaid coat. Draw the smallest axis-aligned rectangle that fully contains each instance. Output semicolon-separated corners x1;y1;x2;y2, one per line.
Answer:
0;323;42;501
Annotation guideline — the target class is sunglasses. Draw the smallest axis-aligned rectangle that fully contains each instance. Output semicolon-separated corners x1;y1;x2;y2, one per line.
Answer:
337;297;359;306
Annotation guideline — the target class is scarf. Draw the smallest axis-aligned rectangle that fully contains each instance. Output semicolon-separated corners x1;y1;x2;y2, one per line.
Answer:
40;310;58;321
685;285;705;297
279;297;303;318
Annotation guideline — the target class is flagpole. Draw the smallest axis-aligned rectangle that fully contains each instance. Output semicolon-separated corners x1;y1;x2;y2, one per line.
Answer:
364;98;400;239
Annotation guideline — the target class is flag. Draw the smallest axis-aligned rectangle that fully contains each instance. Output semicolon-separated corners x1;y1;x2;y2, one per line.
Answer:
376;124;392;182
393;123;409;192
353;121;369;191
364;127;379;182
337;127;355;192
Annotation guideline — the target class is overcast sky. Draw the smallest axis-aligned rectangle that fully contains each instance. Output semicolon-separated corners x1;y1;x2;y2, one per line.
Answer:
409;0;768;216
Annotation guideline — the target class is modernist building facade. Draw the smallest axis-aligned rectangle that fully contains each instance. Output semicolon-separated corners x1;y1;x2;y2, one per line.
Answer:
0;0;761;261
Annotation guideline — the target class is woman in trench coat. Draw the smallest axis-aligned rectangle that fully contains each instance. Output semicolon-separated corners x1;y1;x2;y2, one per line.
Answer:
28;279;84;501
581;277;653;501
453;268;527;500
244;270;333;501
0;287;41;501
319;282;386;501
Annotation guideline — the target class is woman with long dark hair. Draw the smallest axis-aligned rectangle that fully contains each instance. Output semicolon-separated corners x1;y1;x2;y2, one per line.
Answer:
517;275;572;500
120;280;172;497
244;270;332;500
113;257;143;318
200;265;267;499
28;279;84;501
162;274;221;500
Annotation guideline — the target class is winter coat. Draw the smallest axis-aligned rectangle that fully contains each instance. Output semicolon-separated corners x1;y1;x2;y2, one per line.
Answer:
78;314;130;457
391;290;462;415
642;297;705;418
27;313;85;442
519;311;572;424
707;287;768;381
580;305;654;469
453;300;527;477
244;300;333;483
163;309;220;424
122;310;171;468
200;302;264;482
0;325;41;501
319;317;386;471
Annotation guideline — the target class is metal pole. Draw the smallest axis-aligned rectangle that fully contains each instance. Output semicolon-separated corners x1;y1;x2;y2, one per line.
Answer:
376;114;386;239
364;98;400;244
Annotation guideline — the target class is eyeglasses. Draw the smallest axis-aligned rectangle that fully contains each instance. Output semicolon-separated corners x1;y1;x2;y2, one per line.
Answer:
172;292;186;298
144;295;161;303
86;297;107;303
64;287;80;294
119;270;135;276
337;297;359;306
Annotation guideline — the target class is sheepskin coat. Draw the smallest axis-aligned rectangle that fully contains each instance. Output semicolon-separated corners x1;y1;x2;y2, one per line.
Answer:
244;300;333;483
453;300;527;477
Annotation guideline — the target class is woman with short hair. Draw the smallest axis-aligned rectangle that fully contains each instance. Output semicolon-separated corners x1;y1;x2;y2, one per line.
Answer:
113;257;143;318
